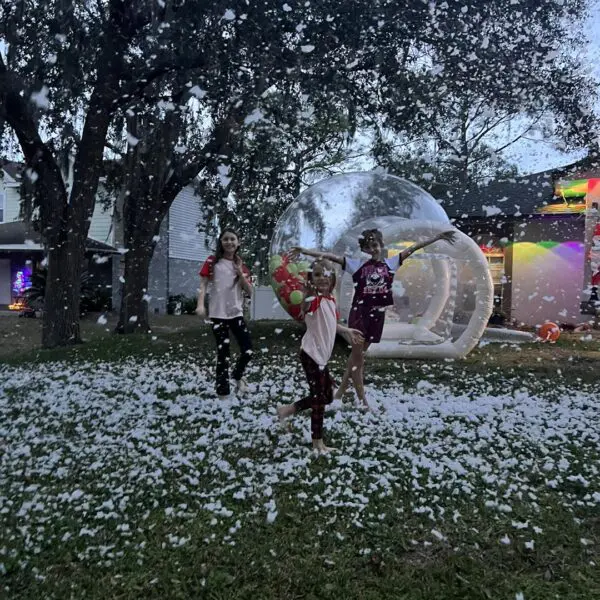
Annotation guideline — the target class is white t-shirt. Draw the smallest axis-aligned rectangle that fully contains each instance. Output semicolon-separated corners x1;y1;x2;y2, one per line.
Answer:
301;295;339;367
199;256;249;319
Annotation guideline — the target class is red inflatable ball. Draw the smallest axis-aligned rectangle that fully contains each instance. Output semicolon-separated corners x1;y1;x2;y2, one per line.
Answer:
538;322;560;342
272;265;291;284
270;253;310;322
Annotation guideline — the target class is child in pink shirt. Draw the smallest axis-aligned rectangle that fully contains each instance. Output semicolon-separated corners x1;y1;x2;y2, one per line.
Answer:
196;229;253;399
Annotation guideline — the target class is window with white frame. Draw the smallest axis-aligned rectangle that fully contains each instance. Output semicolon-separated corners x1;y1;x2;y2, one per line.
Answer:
0;191;5;223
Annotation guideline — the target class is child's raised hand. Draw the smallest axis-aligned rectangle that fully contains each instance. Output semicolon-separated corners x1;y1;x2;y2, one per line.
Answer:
438;230;457;245
195;305;206;318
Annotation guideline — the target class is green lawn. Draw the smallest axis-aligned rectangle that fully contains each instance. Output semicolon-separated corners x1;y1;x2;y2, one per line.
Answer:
1;316;599;599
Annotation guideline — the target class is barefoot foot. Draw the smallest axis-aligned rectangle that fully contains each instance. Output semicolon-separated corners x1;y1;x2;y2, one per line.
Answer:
312;440;337;454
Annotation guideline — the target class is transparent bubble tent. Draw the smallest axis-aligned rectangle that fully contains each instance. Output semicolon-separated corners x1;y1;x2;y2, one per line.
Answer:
269;172;527;359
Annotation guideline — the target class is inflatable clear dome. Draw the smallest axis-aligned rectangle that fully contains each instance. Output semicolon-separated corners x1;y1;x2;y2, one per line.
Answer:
269;172;496;358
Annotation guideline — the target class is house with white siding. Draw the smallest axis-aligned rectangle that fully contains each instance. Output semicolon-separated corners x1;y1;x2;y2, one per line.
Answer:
0;160;211;312
135;185;213;315
0;163;22;306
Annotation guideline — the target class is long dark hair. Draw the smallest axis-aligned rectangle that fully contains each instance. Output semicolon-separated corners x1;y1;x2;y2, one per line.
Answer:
215;228;241;263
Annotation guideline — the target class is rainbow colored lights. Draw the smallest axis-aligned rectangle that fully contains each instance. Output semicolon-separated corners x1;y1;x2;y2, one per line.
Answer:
554;179;590;198
538;178;600;214
512;240;583;265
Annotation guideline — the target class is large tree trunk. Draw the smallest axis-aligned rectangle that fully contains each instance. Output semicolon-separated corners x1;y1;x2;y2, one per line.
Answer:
113;110;244;334
1;3;142;348
116;240;156;334
42;237;86;347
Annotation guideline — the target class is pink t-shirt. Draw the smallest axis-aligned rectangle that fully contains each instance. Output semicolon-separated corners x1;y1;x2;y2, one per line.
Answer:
301;294;340;367
199;256;251;319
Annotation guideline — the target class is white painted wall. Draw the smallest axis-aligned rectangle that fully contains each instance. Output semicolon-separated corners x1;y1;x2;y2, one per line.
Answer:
4;187;21;222
0;173;21;223
1;170;115;241
251;285;291;320
0;259;11;303
88;201;114;244
168;186;211;262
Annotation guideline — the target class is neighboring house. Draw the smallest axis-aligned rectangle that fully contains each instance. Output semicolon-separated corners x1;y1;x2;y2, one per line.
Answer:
438;154;600;327
0;162;24;306
0;160;211;312
122;185;213;315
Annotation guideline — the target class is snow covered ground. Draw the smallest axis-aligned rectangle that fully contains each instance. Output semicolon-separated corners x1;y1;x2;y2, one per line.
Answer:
1;357;599;589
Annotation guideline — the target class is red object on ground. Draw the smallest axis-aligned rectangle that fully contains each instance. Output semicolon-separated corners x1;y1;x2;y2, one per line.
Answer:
539;322;560;342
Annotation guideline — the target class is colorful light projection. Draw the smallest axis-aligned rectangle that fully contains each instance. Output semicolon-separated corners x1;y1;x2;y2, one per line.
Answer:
512;240;583;264
555;179;589;198
538;178;600;214
511;239;584;324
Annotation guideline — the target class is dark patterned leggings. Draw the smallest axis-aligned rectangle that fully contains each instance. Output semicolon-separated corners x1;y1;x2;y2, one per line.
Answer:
211;317;253;395
294;350;334;440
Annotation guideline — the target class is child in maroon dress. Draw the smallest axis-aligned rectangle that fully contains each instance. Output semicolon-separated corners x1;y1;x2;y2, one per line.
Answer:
291;228;456;409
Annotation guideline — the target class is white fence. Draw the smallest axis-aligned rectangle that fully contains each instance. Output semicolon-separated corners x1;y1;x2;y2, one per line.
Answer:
250;285;291;320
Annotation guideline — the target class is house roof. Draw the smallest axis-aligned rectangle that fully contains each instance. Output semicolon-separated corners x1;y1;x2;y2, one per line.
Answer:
0;221;119;254
436;152;600;219
437;171;553;218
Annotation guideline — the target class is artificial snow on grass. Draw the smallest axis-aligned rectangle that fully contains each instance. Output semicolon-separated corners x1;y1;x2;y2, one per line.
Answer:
0;357;598;579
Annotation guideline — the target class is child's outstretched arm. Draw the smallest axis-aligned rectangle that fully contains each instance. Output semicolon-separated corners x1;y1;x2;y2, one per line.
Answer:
400;230;457;262
288;246;345;267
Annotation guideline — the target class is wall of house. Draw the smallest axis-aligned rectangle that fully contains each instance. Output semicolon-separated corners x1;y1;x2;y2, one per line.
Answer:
166;186;212;302
0;177;22;223
511;217;585;326
168;186;211;262
2;171;114;238
169;258;202;299
0;259;10;304
0;178;6;223
88;201;114;244
251;285;291;320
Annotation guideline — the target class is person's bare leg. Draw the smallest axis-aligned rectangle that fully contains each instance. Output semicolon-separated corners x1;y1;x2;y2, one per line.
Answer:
334;353;356;400
352;342;371;407
359;341;371;389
